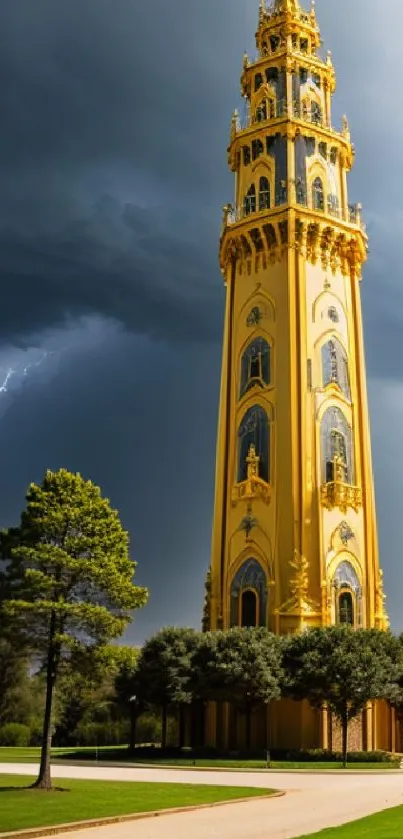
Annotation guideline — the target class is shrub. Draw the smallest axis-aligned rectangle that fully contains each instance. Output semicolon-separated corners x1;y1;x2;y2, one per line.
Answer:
0;722;30;747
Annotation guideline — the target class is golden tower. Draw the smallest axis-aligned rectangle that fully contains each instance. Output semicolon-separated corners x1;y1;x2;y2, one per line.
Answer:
206;0;391;751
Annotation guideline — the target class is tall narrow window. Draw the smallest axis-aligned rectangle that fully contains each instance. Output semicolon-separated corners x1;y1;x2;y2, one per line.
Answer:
255;73;263;92
241;590;258;627
333;561;361;629
240;338;270;396
243;146;251;166
244;184;256;215
321;407;353;484
230;559;267;627
256;101;267;122
252;139;264;160
338;591;354;626
238;405;270;483
311;101;322;124
322;338;350;399
312;177;324;210
259;177;270;211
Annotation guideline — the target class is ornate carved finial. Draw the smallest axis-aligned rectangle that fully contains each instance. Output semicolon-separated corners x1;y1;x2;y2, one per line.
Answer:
239;502;258;540
246;443;260;480
290;549;310;605
243;51;250;69
342;114;350;139
259;0;266;22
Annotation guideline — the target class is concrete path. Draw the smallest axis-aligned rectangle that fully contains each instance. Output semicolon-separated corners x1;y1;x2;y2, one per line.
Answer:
2;763;403;839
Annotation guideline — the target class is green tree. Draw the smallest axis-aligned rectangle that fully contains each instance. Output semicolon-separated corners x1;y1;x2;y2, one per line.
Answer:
1;468;148;788
195;628;283;750
136;627;198;750
113;646;142;752
283;626;398;767
0;564;31;727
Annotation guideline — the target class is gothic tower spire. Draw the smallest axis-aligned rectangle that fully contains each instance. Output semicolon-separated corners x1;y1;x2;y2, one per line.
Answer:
206;0;389;752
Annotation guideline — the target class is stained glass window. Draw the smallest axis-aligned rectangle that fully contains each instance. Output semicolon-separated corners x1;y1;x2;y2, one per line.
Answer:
230;559;267;627
240;339;271;397
238;405;270;483
321;338;350;399
321;407;353;484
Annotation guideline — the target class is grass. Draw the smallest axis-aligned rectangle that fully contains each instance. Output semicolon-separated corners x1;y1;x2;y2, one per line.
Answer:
0;746;399;771
0;774;272;833
296;804;403;838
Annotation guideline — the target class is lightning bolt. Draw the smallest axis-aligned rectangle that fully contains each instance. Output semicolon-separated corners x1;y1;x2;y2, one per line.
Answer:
0;368;15;393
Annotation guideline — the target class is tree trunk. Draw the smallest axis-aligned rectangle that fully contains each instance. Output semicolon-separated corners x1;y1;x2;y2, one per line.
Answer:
179;706;185;749
341;709;348;769
161;704;167;751
33;612;57;789
129;705;137;754
245;704;252;752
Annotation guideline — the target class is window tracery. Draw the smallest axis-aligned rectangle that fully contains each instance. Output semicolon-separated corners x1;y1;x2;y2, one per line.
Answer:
238;405;270;483
240;338;271;396
322;338;350;399
321;407;353;484
259;176;270;210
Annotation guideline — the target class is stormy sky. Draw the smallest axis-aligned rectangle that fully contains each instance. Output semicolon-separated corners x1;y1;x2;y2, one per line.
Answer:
0;0;402;642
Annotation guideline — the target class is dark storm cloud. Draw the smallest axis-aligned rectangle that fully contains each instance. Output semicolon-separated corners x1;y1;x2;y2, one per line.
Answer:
0;328;221;642
0;0;246;344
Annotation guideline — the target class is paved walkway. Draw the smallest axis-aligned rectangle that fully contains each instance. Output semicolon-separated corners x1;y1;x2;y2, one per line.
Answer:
2;763;403;839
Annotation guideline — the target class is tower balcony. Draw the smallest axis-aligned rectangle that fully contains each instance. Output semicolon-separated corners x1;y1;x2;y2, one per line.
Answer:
320;480;363;514
235;101;345;137
223;199;366;232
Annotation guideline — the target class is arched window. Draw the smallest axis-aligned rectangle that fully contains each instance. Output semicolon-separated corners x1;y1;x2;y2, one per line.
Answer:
238;405;270;483
321;407;353;484
230;559;267;627
259;177;270;211
321;338;350;399
244;185;256;215
312;177;324;211
240;338;270;396
333;561;361;627
256;101;267;122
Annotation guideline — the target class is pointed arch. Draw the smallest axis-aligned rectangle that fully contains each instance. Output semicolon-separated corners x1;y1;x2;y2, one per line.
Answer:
321;406;354;484
321;336;350;399
333;560;362;627
240;337;271;397
238;405;270;483
230;558;267;627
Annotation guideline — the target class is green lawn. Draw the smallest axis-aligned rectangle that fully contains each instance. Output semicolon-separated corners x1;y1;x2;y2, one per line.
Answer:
0;774;272;833
0;746;399;771
296;804;403;838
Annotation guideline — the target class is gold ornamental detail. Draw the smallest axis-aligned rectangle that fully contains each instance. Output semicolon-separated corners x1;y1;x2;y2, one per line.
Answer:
231;444;271;507
320;481;363;514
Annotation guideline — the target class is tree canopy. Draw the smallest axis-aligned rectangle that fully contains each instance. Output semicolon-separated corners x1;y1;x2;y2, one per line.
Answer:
283;626;399;765
1;468;148;787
